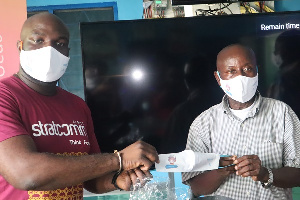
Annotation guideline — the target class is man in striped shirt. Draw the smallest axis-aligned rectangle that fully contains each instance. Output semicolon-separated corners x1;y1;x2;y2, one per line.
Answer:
182;44;300;200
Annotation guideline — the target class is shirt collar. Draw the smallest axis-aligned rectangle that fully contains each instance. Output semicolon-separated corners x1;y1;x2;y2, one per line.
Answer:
221;91;261;118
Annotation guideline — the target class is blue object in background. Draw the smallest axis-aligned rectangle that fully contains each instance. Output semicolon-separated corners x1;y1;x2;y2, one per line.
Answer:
174;172;191;198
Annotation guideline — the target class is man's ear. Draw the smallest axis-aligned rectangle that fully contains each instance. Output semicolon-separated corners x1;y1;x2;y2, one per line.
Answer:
17;40;22;52
214;71;221;86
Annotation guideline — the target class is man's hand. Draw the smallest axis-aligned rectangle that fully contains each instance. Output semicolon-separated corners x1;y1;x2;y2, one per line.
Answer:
233;155;268;182
120;141;159;171
116;168;152;191
219;155;236;168
218;155;236;176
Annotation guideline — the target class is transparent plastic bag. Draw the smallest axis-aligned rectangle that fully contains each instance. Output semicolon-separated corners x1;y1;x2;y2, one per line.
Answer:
129;176;191;200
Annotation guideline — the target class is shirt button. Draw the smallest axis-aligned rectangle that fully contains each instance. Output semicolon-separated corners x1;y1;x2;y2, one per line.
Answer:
246;191;250;196
243;145;247;150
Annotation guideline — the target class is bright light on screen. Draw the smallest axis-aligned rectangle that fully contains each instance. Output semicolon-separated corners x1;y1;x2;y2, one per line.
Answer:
131;68;144;81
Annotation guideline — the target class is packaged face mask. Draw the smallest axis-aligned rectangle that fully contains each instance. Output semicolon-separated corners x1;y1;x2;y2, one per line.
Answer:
155;150;220;172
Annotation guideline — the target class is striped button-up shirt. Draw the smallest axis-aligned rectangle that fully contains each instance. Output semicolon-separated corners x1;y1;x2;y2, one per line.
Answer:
182;93;300;200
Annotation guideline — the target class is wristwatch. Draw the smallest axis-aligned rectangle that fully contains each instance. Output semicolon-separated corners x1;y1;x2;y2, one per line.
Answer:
261;167;273;189
111;170;123;191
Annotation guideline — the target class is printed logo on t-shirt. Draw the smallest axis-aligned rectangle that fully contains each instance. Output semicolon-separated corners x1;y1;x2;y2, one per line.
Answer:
32;120;87;137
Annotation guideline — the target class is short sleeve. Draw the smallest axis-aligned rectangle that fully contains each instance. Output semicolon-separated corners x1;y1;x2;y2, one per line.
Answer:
283;105;300;168
0;86;29;142
182;110;212;184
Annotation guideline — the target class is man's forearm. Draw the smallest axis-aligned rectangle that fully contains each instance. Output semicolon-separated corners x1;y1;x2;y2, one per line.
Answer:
3;151;119;191
272;167;300;188
84;172;116;194
189;169;232;197
0;136;158;192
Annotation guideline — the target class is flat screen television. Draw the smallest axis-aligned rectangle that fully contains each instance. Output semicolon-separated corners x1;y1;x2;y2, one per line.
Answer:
80;11;300;154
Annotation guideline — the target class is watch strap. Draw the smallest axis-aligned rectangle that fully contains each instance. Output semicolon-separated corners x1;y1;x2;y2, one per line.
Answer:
111;170;123;190
261;167;273;189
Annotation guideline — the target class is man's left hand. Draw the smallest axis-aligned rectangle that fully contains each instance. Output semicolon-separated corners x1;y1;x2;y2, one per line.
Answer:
116;168;152;191
233;155;268;182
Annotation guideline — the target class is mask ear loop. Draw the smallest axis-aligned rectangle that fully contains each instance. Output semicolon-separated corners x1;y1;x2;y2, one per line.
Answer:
19;41;23;51
216;71;222;88
217;71;220;77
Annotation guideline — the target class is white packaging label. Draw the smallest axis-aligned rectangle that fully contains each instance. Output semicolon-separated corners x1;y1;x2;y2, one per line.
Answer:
155;150;220;172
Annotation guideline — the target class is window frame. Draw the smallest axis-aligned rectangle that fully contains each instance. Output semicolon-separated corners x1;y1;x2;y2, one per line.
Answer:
27;2;118;20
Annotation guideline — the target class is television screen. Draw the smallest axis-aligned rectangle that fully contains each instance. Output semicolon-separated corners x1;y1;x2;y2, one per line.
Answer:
172;0;279;6
80;11;300;154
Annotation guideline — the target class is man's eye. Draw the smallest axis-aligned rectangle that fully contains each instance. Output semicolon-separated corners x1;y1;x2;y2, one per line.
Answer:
56;42;65;47
34;39;43;44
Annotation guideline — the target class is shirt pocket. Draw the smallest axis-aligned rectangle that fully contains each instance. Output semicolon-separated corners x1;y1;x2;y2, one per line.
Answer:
258;140;283;168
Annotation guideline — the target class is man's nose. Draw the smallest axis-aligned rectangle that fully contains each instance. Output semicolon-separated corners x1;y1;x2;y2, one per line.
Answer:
237;68;247;77
43;41;61;53
43;40;56;48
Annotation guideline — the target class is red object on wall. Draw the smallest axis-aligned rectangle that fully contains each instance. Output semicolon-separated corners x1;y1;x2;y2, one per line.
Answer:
0;1;27;80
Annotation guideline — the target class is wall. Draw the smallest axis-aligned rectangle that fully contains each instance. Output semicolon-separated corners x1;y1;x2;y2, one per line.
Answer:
0;0;27;80
26;0;143;20
275;0;300;11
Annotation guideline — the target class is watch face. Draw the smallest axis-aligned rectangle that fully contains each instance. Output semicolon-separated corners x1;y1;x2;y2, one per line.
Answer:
261;181;271;189
265;182;272;188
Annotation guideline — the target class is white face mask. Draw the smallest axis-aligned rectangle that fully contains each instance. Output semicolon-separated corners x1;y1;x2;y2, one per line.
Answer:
20;46;70;82
218;72;258;103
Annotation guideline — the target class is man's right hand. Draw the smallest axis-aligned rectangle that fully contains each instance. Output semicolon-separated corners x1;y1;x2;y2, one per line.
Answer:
218;155;236;175
120;141;159;171
219;155;236;168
